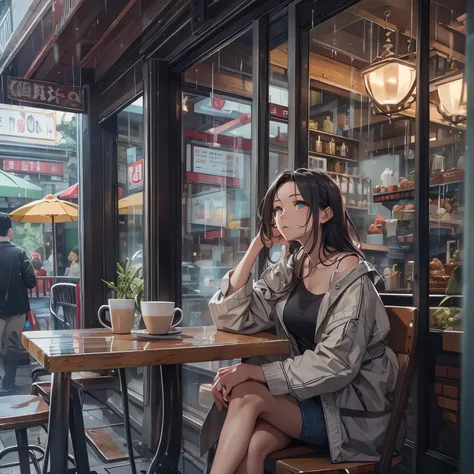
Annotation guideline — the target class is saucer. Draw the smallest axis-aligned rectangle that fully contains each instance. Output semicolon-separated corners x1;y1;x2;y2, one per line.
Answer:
132;327;183;339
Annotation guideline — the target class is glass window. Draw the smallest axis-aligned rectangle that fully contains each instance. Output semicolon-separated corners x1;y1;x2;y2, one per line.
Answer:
307;0;418;442
117;97;144;269
180;30;253;452
308;2;418;294
427;0;466;460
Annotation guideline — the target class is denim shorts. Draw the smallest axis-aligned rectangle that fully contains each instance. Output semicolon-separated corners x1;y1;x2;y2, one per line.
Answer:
297;398;328;446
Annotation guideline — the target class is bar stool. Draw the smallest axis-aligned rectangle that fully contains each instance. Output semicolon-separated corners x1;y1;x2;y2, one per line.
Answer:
0;395;48;474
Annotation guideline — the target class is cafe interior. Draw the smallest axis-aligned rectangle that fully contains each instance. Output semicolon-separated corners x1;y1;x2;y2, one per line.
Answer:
0;0;470;472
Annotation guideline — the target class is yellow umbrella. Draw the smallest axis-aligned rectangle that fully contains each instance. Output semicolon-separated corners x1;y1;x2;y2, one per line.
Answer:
10;194;78;276
118;191;143;215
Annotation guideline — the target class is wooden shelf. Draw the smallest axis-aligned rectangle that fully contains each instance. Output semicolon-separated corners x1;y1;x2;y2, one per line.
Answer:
373;189;415;203
327;171;370;180
362;243;389;252
308;151;358;163
309;128;359;144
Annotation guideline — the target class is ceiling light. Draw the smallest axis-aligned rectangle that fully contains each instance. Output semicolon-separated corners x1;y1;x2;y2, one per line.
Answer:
433;70;466;125
361;10;416;117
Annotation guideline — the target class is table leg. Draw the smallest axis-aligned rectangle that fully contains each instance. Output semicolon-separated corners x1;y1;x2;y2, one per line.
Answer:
69;386;91;474
147;364;182;474
118;368;137;474
46;372;71;474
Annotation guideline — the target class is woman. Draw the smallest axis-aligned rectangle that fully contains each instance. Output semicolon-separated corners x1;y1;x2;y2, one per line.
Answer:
66;248;80;278
203;169;398;474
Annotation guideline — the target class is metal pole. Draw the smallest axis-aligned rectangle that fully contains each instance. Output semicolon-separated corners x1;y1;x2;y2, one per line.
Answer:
52;216;58;278
461;4;474;473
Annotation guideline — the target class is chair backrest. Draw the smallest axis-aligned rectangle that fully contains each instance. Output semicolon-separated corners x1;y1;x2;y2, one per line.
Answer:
50;283;78;330
378;306;417;474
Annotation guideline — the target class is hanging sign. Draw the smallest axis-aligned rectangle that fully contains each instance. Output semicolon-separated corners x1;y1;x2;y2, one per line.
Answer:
7;77;86;113
128;159;144;191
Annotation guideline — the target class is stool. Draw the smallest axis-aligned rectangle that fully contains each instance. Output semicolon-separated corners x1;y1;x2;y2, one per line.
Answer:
0;395;49;474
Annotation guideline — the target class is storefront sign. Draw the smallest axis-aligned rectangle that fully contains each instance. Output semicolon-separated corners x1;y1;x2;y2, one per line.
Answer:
3;159;64;176
128;159;143;191
7;77;86;112
191;189;227;227
211;97;226;110
270;103;288;119
193;146;242;179
0;106;55;142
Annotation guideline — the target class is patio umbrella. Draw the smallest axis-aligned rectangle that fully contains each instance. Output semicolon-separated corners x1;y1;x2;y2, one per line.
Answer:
59;183;124;199
9;194;78;276
0;169;43;199
118;191;143;215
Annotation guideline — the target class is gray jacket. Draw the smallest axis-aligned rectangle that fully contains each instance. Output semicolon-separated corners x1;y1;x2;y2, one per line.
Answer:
200;251;399;463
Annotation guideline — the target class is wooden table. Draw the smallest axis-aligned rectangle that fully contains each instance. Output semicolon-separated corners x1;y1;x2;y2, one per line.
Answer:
22;327;290;474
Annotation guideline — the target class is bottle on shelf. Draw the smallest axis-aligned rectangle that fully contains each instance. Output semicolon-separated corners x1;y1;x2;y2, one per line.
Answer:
340;142;348;157
329;137;336;155
334;161;341;174
316;136;323;153
323;115;334;133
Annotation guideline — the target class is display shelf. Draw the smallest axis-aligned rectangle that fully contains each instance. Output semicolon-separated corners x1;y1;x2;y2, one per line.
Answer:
309;128;359;144
361;243;389;252
373;189;415;204
308;150;358;163
429;169;464;186
327;171;369;180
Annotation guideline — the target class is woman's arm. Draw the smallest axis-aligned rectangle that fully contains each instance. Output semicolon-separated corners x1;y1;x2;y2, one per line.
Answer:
227;237;264;295
209;234;290;335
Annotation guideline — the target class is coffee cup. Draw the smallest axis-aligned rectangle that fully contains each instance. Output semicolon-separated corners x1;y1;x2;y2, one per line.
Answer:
98;299;135;334
140;301;183;335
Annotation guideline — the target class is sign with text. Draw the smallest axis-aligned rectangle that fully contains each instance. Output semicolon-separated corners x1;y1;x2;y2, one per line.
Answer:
193;146;242;179
128;159;143;191
8;77;86;112
3;159;64;176
269;103;288;119
0;106;56;142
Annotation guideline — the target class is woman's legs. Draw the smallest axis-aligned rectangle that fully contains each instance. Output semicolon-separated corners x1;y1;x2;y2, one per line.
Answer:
209;381;302;474
235;420;291;474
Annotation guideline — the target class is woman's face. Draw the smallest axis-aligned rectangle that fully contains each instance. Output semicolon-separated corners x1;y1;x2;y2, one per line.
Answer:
272;181;329;244
68;251;78;262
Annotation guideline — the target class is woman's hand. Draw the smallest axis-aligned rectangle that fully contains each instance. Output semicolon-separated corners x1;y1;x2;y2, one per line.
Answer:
257;227;287;249
211;363;265;411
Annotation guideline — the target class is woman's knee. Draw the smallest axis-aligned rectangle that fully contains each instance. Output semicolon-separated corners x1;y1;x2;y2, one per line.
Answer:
247;421;289;462
229;381;269;412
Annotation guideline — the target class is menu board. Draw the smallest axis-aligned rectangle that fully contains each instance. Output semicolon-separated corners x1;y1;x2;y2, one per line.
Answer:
193;146;243;179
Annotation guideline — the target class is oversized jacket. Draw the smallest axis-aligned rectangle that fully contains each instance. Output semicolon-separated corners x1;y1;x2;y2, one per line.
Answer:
200;250;399;463
0;241;36;317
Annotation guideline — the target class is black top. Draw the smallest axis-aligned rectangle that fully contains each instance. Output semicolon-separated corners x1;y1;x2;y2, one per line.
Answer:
0;241;36;317
283;279;325;354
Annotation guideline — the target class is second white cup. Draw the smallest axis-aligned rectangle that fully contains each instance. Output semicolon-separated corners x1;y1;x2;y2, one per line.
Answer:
140;301;183;335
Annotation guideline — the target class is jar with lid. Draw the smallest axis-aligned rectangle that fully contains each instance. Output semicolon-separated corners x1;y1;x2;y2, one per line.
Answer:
323;115;334;133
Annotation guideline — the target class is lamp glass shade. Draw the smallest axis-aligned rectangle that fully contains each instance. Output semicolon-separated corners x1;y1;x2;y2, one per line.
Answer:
363;60;416;106
437;77;467;118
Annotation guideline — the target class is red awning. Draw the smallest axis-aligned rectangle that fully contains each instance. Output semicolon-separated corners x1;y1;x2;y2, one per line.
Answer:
59;183;124;199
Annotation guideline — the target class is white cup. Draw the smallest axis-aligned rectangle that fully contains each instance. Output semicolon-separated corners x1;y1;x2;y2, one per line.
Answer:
140;301;183;335
98;299;135;334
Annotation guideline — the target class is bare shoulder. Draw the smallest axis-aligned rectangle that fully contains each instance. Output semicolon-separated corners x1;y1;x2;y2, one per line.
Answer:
335;254;360;273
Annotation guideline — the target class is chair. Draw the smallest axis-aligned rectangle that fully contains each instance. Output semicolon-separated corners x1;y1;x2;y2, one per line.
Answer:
0;395;48;474
264;306;417;474
50;283;78;330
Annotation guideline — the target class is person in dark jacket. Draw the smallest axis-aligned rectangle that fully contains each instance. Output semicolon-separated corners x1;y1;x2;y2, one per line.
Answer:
0;213;36;392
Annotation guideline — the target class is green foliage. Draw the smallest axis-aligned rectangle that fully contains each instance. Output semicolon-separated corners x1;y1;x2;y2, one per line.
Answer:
431;295;462;330
102;262;144;312
57;115;77;151
12;223;44;258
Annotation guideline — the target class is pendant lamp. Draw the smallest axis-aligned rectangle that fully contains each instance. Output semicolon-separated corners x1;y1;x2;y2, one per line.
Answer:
361;11;417;117
433;70;466;125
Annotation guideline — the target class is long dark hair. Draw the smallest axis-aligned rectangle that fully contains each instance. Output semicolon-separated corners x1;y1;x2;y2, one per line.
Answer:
258;169;363;267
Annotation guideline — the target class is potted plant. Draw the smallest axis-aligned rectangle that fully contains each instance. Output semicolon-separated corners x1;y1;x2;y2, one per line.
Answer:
102;261;144;316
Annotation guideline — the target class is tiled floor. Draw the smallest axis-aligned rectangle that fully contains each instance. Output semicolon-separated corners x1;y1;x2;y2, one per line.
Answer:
0;362;155;474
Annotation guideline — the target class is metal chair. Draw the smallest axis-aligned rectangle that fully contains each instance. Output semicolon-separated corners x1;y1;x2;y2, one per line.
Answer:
49;283;78;330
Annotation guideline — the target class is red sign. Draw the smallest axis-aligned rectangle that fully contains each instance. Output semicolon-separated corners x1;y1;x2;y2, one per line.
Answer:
8;77;86;113
3;159;64;176
211;97;226;110
269;103;288;120
128;160;144;190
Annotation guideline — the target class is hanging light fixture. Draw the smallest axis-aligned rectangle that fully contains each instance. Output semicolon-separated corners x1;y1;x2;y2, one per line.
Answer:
361;10;417;117
433;69;466;125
